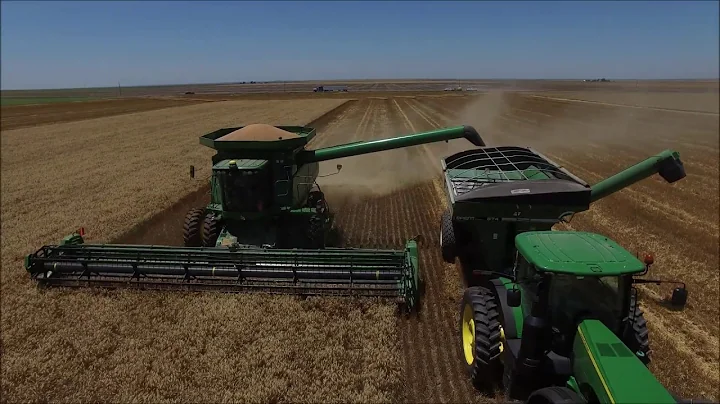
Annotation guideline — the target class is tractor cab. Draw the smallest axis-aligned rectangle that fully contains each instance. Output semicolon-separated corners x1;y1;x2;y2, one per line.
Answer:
211;159;273;214
460;230;692;402
460;230;691;402
512;231;647;356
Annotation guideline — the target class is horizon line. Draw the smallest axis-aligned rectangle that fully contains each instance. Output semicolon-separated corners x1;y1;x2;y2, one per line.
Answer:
2;77;719;92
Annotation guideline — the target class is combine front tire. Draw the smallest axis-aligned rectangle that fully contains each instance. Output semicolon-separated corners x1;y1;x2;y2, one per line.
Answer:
306;214;326;249
441;210;457;264
202;214;221;247
623;295;651;365
183;208;204;247
460;286;503;391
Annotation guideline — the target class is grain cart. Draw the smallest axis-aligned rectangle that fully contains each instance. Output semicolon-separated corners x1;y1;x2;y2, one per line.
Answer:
24;124;484;312
439;145;704;402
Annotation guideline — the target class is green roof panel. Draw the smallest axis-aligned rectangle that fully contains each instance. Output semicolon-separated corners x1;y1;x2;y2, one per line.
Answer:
515;231;645;276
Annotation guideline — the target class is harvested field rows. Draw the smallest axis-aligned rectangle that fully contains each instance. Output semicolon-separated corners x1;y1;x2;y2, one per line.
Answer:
0;98;213;131
1;92;717;403
0;98;360;402
526;91;720;114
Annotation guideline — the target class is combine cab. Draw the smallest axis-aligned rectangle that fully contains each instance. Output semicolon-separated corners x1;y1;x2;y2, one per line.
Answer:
25;124;485;312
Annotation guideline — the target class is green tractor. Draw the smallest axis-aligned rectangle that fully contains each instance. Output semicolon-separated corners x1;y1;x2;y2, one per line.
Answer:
24;124;485;312
439;145;705;402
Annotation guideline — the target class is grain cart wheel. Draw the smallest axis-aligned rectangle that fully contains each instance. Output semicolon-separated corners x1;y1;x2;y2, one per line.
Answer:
183;208;204;247
202;214;221;247
441;210;457;264
460;286;503;391
526;386;585;404
623;294;651;365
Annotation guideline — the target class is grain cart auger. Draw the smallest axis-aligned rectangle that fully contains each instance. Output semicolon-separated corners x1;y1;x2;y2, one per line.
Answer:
25;124;484;312
438;145;708;402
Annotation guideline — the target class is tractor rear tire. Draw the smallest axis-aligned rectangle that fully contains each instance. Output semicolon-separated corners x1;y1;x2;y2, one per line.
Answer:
526;387;584;404
202;214;221;247
441;210;457;264
183;208;204;247
623;294;651;366
460;286;503;392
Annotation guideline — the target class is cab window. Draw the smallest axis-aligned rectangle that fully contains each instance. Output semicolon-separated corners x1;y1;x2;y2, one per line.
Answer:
516;255;541;314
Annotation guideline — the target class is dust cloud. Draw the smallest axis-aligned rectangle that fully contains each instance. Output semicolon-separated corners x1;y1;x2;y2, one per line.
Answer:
316;146;435;205
315;90;662;205
446;90;654;157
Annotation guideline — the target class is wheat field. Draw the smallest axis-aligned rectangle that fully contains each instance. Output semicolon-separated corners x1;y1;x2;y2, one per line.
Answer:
0;98;408;403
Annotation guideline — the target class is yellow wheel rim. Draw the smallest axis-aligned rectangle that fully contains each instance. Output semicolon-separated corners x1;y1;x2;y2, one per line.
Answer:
462;303;475;365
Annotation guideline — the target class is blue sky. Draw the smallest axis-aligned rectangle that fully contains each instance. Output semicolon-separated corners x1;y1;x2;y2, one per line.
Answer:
1;1;718;90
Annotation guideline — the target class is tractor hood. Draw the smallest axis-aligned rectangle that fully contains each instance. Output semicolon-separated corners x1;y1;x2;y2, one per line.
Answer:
573;319;675;404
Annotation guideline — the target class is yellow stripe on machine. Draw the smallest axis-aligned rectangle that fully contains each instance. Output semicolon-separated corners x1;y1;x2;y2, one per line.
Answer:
578;327;615;404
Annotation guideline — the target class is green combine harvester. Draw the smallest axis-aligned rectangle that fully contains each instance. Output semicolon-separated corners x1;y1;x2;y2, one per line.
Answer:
24;124;485;311
439;145;707;403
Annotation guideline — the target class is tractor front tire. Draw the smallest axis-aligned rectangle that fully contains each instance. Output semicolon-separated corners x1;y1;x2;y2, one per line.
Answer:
526;387;585;404
623;295;651;366
202;214;221;247
441;210;457;264
460;286;503;392
183;208;204;247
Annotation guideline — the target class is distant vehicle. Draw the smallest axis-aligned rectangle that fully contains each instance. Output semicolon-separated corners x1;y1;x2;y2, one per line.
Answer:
184;91;195;95
313;85;348;92
583;78;611;83
464;87;479;91
444;86;463;92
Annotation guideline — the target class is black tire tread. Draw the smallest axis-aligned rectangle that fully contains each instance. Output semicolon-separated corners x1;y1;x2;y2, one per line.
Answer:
625;294;651;365
462;286;503;391
306;214;326;249
441;209;456;264
202;214;221;247
527;386;584;404
183;208;204;247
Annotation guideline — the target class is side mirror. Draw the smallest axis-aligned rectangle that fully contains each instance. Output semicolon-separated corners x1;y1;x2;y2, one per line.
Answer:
336;164;343;172
507;288;521;307
190;165;195;179
411;234;425;245
671;287;688;308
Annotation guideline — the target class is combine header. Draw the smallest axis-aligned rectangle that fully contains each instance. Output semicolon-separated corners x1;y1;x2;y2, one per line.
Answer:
25;124;484;311
438;144;708;402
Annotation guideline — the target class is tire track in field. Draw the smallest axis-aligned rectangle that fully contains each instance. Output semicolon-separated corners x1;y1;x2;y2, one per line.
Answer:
321;99;375;243
391;98;484;404
385;99;450;403
327;98;456;402
306;100;364;149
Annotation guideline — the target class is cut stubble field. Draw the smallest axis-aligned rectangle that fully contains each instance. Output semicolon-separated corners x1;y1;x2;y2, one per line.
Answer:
1;90;718;403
